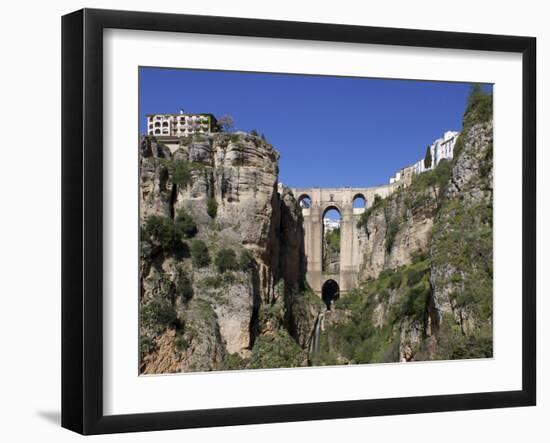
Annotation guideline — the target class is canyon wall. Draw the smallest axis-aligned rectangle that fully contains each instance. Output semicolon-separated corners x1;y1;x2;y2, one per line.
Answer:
139;132;317;373
316;90;494;363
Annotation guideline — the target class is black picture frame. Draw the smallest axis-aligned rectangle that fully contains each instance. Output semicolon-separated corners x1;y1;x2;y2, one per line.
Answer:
62;8;537;435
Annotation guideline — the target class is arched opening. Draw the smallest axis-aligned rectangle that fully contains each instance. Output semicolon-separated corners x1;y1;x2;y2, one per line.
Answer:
353;194;366;209
322;206;341;273
298;194;312;209
321;279;340;310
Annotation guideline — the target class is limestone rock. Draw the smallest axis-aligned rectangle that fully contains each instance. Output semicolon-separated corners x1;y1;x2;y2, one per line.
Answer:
139;133;312;373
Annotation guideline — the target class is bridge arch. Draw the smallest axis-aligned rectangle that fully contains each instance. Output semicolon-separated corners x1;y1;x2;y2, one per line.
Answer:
352;193;367;209
322;204;342;218
298;194;312;209
322;206;342;274
290;184;399;297
321;279;340;310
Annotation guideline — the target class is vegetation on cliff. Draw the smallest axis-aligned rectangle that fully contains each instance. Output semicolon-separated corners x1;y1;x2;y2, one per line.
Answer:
139;85;493;373
139;131;316;374
319;85;494;363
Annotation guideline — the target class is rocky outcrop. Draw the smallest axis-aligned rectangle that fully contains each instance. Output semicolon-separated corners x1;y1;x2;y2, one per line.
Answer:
325;91;494;364
139;132;314;373
429;120;493;340
358;175;440;280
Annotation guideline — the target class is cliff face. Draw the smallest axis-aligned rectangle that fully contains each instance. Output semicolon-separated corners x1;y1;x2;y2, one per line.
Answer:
139;133;315;374
317;90;494;364
140;89;493;372
428;119;493;353
358;178;439;280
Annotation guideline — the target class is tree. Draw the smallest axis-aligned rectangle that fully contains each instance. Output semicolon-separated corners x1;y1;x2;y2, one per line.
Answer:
467;83;484;110
142;215;180;253
239;249;255;271
190;239;210;267
169;160;192;186
218;114;235;132
140;300;179;335
174;208;197;238
424;145;432;170
207;197;218;219
175;271;193;302
465;83;493;125
215;248;239;273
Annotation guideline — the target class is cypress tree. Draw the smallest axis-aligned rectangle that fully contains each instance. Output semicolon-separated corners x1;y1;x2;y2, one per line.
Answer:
424;145;432;169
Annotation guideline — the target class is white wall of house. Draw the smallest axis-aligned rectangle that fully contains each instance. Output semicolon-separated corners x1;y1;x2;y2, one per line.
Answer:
389;130;459;183
147;113;212;136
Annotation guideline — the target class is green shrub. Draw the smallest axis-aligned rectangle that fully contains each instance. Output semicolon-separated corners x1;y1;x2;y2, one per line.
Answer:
410;159;452;191
139;240;153;261
239;249;255;271
454;85;493;159
168;160;193;186
433;313;492;360
357;194;384;230
175;332;188;352
222;353;247;370
378;268;395;281
411;250;429;264
200;272;237;288
325;227;341;253
385;220;400;253
406;267;428;287
215;248;239;273
190;239;210;267
200;275;223;288
248;331;306;369
378;289;391;303
389;271;402;290
174;208;197;238
139;335;154;360
142;215;180;253
464;84;493;126
207;197;218;218
175;272;193;302
400;279;431;321
479;143;493;179
140;300;180;335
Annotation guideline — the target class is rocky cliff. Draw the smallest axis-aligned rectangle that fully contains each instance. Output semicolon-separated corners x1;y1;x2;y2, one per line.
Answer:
316;88;494;363
139;132;317;373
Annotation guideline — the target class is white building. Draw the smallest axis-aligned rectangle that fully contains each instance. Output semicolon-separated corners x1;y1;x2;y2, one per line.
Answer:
146;111;218;137
389;164;415;184
389;130;459;184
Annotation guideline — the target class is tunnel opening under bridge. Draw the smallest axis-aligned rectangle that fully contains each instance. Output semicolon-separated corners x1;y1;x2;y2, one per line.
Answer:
321;279;340;310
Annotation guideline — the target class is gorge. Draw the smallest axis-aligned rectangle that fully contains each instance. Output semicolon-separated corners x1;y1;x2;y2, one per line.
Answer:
139;87;493;373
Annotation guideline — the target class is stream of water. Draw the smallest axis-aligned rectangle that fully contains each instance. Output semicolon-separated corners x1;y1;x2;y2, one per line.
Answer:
309;312;324;354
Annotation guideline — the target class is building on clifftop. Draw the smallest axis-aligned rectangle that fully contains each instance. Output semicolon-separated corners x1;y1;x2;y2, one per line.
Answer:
146;110;219;137
389;130;459;184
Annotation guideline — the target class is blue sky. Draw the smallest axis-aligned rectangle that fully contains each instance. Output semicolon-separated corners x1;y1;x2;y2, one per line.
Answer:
139;67;491;190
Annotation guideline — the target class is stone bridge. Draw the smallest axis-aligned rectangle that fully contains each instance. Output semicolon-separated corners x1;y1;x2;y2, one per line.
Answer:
290;184;398;302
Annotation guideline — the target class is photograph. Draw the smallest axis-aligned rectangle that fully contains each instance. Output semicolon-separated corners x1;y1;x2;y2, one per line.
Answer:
138;68;494;374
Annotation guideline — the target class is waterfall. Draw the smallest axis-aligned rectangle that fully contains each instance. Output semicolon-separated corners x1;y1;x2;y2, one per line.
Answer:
309;312;324;354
